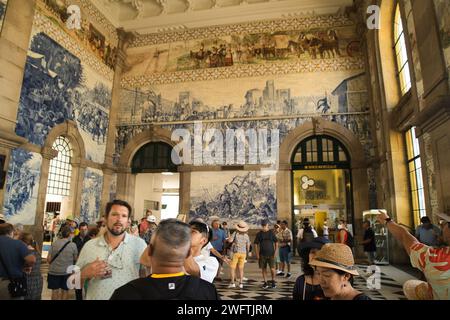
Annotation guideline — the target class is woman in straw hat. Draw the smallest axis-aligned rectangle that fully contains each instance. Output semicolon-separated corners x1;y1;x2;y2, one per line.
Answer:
309;243;371;300
227;221;251;289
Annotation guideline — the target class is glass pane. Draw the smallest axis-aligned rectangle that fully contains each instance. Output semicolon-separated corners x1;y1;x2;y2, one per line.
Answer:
311;139;317;152
405;129;414;160
339;151;347;161
418;188;426;211
307;152;312;162
416;170;423;190
410;172;417;191
415;158;422;170
294;152;302;163
412;191;418;211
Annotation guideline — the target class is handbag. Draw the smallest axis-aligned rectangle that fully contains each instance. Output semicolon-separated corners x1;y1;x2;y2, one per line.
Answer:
0;253;27;298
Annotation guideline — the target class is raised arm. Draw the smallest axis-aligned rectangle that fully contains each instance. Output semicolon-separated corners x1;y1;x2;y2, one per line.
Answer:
376;211;419;255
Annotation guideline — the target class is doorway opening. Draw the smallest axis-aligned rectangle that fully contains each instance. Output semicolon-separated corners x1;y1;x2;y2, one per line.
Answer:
291;135;353;249
131;142;180;224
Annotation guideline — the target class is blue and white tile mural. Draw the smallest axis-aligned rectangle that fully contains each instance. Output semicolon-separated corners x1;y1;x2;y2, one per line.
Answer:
0;0;7;34
190;171;277;228
80;168;103;224
15;32;112;163
3;149;42;225
116;71;373;164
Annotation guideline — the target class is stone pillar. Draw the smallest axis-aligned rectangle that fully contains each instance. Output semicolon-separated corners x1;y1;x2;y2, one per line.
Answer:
0;0;36;209
116;167;136;216
100;29;134;213
179;167;191;219
33;146;57;249
70;159;86;220
276;165;292;225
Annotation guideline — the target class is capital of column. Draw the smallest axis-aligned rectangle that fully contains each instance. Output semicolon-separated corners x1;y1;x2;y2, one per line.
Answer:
40;146;58;160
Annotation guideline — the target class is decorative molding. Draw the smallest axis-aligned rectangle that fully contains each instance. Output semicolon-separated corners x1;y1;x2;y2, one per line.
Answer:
121;56;364;87
33;10;115;82
130;13;355;47
119;0;353;36
0;129;28;150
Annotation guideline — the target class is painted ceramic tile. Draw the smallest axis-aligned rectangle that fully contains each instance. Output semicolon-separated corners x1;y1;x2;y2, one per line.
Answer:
116;72;372;159
15;31;112;163
124;25;362;76
190;171;277;229
3;149;42;225
80;168;103;224
120;71;367;122
38;0;118;69
0;0;7;34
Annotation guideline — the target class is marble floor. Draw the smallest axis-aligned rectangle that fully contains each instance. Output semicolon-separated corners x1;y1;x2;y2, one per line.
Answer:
40;256;417;300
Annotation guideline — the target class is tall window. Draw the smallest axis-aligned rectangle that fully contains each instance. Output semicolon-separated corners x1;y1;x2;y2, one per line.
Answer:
394;3;411;95
47;136;73;196
405;127;426;226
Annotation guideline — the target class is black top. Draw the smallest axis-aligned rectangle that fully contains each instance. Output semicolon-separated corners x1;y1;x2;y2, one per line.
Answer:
363;228;376;252
72;235;91;253
254;230;278;256
292;275;327;300
353;293;372;300
110;275;220;300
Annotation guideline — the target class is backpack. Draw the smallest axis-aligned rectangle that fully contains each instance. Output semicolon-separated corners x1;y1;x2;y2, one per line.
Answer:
345;230;354;248
302;227;315;243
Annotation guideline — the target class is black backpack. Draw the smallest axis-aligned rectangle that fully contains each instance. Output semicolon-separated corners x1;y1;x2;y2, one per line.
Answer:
345;230;354;248
302;227;315;243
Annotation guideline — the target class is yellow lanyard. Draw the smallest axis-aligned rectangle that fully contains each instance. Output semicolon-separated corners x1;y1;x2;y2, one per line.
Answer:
150;272;185;279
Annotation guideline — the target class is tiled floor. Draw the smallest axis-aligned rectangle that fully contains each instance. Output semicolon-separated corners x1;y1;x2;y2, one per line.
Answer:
40;256;417;300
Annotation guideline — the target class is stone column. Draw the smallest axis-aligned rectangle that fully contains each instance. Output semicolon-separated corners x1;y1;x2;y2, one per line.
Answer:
276;165;292;225
116;167;136;217
33;146;57;249
179;167;191;219
0;0;36;209
100;29;134;214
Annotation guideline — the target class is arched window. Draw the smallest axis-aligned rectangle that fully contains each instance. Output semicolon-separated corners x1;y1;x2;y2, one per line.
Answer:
47;136;73;196
394;3;411;95
405;127;426;226
292;135;350;169
131;142;178;174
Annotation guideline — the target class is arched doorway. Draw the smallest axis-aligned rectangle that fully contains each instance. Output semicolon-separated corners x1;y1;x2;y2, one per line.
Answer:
131;141;180;223
291;135;353;247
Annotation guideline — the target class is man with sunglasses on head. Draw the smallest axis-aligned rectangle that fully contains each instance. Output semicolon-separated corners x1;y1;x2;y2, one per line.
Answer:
140;219;219;283
111;219;219;300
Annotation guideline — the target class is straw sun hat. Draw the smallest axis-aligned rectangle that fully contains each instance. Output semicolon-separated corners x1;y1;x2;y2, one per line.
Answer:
235;220;249;232
403;280;433;300
309;243;359;276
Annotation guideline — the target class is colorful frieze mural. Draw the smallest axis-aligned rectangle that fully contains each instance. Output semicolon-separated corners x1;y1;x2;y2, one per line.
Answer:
123;25;362;77
0;0;7;34
3;149;42;225
15;31;112;163
190;171;277;228
80;168;103;224
38;0;118;70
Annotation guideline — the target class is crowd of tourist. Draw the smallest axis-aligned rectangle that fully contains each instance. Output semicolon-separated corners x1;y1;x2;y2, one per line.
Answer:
0;202;448;300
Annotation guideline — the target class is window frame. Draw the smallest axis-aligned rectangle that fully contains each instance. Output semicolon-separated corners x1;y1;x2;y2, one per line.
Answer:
405;127;426;227
393;2;412;96
47;136;73;196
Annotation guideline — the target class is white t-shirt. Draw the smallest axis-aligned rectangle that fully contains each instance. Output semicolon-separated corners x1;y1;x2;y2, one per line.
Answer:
193;254;219;283
201;242;214;258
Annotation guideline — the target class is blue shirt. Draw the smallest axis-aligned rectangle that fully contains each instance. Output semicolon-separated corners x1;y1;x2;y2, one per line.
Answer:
211;228;226;252
0;236;29;278
415;225;441;247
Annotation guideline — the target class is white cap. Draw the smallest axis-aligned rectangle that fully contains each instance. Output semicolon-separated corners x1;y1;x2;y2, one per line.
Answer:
147;215;157;223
